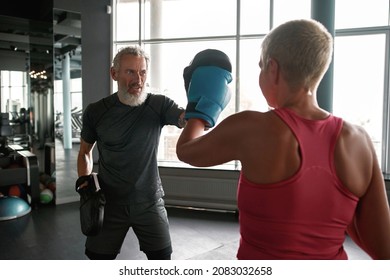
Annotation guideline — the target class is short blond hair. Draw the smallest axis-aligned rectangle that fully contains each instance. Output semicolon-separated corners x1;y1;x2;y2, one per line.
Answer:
261;19;333;92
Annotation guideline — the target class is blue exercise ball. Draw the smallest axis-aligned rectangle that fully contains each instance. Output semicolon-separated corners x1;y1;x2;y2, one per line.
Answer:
0;196;31;221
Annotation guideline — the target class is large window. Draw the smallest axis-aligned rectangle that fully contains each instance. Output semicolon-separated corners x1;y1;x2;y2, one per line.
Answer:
333;0;390;172
335;0;389;29
114;0;390;173
0;71;28;116
333;34;386;166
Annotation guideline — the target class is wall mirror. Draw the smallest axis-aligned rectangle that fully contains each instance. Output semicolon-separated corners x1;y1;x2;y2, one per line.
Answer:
0;4;54;205
0;4;82;205
0;13;54;147
53;8;82;204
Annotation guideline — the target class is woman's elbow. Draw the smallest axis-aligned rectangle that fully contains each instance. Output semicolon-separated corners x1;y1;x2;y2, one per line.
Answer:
176;144;190;164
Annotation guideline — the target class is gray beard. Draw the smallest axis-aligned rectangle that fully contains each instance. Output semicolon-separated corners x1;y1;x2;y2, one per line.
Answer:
118;89;148;106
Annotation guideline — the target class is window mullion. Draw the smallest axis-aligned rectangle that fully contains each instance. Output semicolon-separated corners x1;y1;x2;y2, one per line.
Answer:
382;29;390;174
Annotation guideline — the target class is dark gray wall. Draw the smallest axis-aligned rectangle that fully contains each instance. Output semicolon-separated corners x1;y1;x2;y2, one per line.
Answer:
81;0;112;108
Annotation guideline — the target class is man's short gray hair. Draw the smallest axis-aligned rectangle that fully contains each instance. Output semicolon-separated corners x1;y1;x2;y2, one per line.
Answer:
112;45;150;71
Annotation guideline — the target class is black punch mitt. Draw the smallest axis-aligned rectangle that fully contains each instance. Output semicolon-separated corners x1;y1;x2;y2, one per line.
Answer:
183;49;232;93
77;173;106;236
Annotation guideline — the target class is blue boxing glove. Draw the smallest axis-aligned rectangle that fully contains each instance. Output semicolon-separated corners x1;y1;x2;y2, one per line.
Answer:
185;66;232;127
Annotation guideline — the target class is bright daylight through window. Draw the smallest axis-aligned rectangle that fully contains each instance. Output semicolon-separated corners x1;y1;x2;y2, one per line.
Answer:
111;0;390;172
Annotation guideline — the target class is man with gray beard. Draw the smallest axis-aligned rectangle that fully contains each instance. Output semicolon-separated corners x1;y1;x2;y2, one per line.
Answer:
76;45;185;260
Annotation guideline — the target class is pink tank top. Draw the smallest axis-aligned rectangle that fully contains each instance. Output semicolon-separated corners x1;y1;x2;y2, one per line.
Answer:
237;108;359;259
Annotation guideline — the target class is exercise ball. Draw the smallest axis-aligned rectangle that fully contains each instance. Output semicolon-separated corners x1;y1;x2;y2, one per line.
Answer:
46;181;56;193
8;185;21;197
40;189;53;204
0;196;31;221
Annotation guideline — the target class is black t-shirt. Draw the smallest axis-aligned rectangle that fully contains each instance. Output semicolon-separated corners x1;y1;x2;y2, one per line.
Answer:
81;93;184;204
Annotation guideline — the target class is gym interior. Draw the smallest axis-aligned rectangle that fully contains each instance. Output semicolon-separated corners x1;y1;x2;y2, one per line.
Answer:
0;0;389;260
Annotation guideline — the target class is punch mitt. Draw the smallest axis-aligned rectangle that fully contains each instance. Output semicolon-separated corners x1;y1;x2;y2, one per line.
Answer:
183;49;232;93
185;66;232;127
75;175;90;192
76;173;106;236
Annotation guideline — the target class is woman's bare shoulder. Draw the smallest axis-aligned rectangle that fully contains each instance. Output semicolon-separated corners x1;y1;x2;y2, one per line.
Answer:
335;119;376;197
230;110;278;123
340;119;372;145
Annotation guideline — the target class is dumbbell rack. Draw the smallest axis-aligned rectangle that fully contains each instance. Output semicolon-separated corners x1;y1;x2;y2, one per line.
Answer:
0;145;40;208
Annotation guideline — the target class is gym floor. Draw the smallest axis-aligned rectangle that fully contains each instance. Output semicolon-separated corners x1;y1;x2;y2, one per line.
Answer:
0;200;370;260
0;140;371;260
0;201;241;260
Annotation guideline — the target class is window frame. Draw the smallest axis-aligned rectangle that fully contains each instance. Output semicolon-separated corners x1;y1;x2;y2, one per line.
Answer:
113;0;390;174
335;26;390;174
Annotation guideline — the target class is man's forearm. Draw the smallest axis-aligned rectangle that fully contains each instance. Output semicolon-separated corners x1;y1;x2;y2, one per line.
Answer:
77;152;93;176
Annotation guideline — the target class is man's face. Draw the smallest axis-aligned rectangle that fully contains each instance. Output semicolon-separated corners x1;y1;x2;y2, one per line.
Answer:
111;54;148;106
